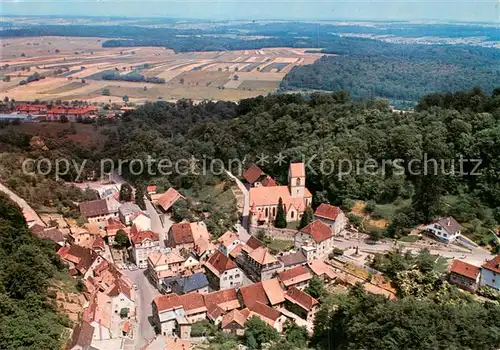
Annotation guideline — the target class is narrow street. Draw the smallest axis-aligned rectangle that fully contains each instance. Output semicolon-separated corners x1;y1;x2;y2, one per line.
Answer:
123;269;162;350
0;183;45;226
225;170;249;229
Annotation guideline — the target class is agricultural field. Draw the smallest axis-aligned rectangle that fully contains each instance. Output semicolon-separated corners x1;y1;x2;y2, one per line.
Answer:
0;37;324;103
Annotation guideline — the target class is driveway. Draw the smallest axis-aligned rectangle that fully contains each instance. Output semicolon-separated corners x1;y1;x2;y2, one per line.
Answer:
123;269;162;350
0;183;45;226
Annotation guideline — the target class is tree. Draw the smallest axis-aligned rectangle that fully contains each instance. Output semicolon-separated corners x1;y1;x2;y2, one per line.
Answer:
59;115;68;123
305;276;326;299
114;229;130;249
274;197;287;228
179;78;185;84
122;95;129;103
134;186;146;210
102;88;111;96
233;74;239;81
119;183;133;202
298;206;313;229
244;316;279;349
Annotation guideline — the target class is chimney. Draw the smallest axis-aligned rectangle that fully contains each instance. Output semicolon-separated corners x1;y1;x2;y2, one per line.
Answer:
447;218;451;226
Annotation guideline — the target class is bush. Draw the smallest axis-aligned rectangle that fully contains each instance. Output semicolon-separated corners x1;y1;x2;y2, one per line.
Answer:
342;198;356;211
365;200;376;213
347;213;362;228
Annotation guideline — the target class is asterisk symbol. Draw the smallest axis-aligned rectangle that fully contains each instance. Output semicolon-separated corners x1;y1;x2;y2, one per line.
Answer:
274;152;287;166
255;153;269;166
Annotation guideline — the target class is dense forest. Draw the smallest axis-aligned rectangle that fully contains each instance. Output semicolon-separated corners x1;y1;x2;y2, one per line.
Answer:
0;193;72;349
282;42;500;105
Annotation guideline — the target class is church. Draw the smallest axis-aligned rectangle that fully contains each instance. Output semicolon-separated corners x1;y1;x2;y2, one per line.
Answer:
247;162;313;225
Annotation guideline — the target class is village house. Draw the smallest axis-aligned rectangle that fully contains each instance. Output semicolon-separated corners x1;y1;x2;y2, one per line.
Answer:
204;250;244;290
238;245;283;282
239;278;285;309
248;163;313;225
284;287;319;323
278;265;312;290
426;216;462;243
130;230;160;268
206;303;224;326
153;292;207;338
313;203;347;236
57;244;102;277
66;320;94;350
160;273;209;295
29;224;65;246
132;213;151;232
83;292;113;341
118;202;142;226
221;309;247;336
449;259;481;292
277;250;308;270
152;188;186;213
480;255;500;290
79;197;120;223
104;217;127;245
294;220;335;261
89;260;136;316
167;221;210;251
193;236;216;263
147;249;186;288
69;227;98;249
147;185;157;196
218;231;242;256
241;302;284;332
203;288;241;312
308;259;338;283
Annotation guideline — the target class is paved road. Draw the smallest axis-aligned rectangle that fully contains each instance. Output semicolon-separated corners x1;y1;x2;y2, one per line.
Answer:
225;170;249;229
145;198;173;248
123;269;162;350
0;183;45;226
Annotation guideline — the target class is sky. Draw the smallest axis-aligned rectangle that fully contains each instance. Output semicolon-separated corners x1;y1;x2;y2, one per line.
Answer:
1;0;499;22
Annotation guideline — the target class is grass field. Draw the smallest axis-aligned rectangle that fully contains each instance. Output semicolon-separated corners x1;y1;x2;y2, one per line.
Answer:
1;38;323;102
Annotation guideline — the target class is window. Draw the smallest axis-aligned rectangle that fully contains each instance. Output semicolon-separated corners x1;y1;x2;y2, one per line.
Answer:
291;211;294;219
296;178;301;186
235;274;240;278
273;207;276;216
265;208;268;216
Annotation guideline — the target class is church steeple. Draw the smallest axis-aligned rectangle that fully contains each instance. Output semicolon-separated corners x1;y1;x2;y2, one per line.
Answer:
288;162;305;198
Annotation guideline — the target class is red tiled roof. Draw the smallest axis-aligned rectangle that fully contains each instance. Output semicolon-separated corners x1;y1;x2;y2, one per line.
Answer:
239;282;269;307
246;236;263;250
301;220;333;243
206;303;224;321
289;162;305;178
278;265;312;287
147;185;157;193
130;230;159;245
482;255;500;274
157;188;185;211
285;287;318;312
80;199;108;217
242;164;264;184
450;260;480;280
66;320;94;350
154;294;183;312
261;176;278;187
221;309;246;329
203;288;240;311
314;203;342;221
205;251;237;277
178;292;206;312
248;301;280;322
170;223;195;246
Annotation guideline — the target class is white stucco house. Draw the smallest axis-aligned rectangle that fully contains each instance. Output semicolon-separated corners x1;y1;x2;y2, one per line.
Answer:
426;216;462;243
480;255;500;290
